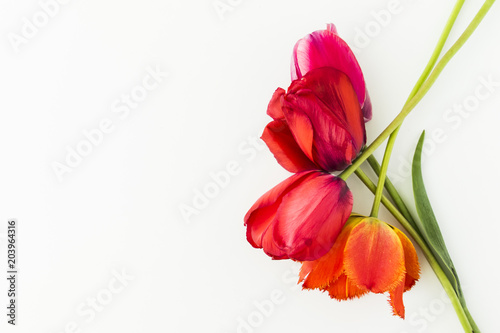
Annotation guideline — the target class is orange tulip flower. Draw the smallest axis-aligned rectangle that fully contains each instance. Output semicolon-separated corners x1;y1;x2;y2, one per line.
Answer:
299;214;420;318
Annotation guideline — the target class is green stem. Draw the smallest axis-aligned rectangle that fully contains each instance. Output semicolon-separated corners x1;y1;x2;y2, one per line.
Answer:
439;3;499;329
366;0;465;230
463;305;480;332
339;0;495;181
406;0;466;101
355;168;473;332
366;0;489;330
366;154;480;331
366;155;417;228
369;127;400;217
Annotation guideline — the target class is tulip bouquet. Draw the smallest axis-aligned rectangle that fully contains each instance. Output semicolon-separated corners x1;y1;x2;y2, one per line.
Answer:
244;1;495;332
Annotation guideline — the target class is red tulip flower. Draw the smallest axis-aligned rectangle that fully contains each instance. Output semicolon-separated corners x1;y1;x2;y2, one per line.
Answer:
244;171;353;261
291;23;372;121
299;214;420;318
262;67;366;173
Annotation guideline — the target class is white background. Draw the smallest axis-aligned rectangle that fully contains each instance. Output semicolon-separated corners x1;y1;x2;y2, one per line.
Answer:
1;0;499;332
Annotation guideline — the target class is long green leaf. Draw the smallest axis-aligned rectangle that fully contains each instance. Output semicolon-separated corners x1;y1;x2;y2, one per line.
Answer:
412;131;462;297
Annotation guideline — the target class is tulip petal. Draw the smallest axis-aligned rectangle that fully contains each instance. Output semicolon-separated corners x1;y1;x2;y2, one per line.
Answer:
361;89;372;122
261;120;317;173
344;219;406;293
244;172;312;251
326;273;369;301
389;279;406;319
267;88;286;120
273;174;353;261
284;68;365;171
326;23;338;34
260;223;288;259
281;100;315;162
299;67;365;153
291;24;370;121
299;215;362;289
394;228;421;291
